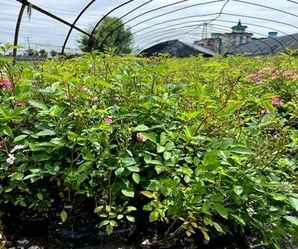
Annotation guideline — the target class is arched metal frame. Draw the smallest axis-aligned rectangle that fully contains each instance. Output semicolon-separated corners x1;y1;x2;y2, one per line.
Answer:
97;0;298;53
12;0;298;61
137;23;280;55
13;0;91;62
13;2;26;64
61;0;96;54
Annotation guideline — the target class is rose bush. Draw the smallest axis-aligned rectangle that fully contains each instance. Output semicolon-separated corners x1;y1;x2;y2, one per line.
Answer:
0;52;297;248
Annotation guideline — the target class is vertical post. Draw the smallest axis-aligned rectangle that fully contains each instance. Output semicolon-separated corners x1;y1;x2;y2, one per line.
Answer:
13;3;26;64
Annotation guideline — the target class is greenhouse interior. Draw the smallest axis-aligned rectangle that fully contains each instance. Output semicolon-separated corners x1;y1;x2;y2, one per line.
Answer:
0;0;297;248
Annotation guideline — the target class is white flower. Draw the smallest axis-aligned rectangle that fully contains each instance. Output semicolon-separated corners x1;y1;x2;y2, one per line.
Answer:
141;239;151;246
10;144;25;154
6;154;15;165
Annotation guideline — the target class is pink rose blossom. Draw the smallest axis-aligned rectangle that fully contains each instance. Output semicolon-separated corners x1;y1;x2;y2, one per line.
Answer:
247;67;298;84
104;116;113;124
136;133;147;143
0;79;13;90
271;96;283;107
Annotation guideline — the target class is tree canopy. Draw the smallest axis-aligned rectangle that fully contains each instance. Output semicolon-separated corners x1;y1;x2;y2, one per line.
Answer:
79;16;133;54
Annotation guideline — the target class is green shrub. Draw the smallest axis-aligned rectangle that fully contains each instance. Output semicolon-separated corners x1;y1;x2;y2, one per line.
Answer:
0;53;297;248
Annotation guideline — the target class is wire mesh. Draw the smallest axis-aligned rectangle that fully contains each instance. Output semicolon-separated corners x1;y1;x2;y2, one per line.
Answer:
1;0;297;60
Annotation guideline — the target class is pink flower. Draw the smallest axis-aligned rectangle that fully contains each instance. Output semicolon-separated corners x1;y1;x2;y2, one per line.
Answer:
248;73;261;84
136;133;147;143
271;96;283;107
104;116;113;124
0;79;13;90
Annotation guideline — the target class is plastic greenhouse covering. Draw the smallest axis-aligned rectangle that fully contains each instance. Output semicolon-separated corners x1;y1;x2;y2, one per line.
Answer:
1;0;298;56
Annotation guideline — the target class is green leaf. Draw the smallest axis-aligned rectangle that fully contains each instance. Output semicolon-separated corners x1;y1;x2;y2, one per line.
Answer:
199;227;210;241
141;191;156;199
147;180;160;191
203;150;220;169
115;167;125;176
213;222;224;233
110;220;118;227
37;193;43;200
184;126;193;142
121;189;134;198
117;214;124;220
35;129;56;137
60;210;68;223
272;194;287;201
126;206;137;212
163;151;172;161
213;204;229;219
154;165;164;175
149;210;159;222
289;197;298;211
13;135;28;142
98;220;109;228
233;186;243;196
134;124;150;132
106;224;114;235
143;132;157;143
121;157;136;166
165;141;175;151
127;166;140;172
29;100;48;111
160;132;167;146
132;173;140;184
231;214;245;225
126;215;135;222
157;144;165;153
144;158;162;165
94;206;103;213
49;105;64;116
284;216;298;226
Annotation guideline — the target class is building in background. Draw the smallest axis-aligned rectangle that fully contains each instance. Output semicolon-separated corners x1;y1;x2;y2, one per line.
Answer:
194;21;253;54
228;32;298;56
140;40;215;57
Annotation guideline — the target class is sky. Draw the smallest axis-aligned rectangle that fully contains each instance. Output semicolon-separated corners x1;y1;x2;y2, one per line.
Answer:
1;0;298;53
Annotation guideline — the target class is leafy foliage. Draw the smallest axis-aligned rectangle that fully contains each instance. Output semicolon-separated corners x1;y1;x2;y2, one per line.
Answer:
0;52;297;248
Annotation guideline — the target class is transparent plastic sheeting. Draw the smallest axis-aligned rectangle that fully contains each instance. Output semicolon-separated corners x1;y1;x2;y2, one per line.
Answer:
1;0;298;55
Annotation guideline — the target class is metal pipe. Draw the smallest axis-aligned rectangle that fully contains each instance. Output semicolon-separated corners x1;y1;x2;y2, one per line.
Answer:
13;3;26;64
16;0;90;36
61;0;96;54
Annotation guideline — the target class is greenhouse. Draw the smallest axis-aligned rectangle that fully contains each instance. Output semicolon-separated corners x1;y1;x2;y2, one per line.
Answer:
0;0;297;248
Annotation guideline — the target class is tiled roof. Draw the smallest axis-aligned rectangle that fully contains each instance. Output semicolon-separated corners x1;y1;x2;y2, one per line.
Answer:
140;40;215;57
228;33;298;55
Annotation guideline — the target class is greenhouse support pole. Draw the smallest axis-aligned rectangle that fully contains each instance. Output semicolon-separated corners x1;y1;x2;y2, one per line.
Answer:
13;3;26;64
15;0;90;36
61;0;96;55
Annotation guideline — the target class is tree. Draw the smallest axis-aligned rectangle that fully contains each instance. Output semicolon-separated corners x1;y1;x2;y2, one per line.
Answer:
39;49;48;58
27;48;38;57
78;16;133;54
50;50;58;57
